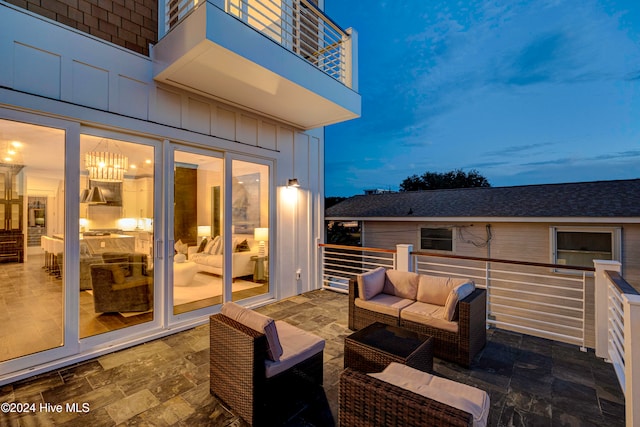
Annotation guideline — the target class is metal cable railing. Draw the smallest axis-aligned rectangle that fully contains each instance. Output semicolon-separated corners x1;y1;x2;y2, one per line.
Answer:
319;244;396;293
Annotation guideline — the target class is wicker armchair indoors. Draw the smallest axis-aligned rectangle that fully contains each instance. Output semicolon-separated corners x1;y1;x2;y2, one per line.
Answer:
90;252;151;313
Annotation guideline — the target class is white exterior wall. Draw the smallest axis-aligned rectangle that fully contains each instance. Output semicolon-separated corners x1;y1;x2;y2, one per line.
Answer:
0;3;326;381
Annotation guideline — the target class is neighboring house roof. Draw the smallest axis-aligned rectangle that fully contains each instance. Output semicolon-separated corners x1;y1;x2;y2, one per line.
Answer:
326;179;640;219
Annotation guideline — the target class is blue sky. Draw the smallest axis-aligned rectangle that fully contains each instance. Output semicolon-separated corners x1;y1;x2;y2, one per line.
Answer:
324;0;640;197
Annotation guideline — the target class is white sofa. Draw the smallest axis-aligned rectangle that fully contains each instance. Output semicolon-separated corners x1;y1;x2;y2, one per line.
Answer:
187;234;259;279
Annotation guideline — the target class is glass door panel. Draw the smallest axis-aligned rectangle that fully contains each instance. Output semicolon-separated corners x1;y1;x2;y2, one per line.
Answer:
79;135;155;338
0;118;65;362
172;149;224;314
231;160;269;301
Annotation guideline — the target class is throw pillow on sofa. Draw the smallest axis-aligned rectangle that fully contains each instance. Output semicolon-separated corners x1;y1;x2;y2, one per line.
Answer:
443;281;475;321
197;238;208;253
357;267;386;300
235;239;251;252
383;270;419;300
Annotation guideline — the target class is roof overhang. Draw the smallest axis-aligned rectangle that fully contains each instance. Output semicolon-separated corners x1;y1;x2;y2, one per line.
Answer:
326;217;640;224
152;2;360;130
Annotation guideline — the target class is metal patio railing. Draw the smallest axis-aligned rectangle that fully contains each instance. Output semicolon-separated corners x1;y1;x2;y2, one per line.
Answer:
164;0;352;86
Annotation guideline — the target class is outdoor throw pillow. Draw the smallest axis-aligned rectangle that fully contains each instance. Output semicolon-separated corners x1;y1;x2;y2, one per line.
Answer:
443;281;475;321
383;269;419;299
416;275;457;306
357;267;386;300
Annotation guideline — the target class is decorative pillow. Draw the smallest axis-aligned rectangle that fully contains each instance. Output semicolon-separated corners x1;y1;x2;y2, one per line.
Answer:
443;281;475;321
204;236;218;254
357;267;386;301
174;253;186;263
416;275;457;306
212;236;223;255
383;270;419;299
174;239;188;255
235;239;251;252
109;264;126;284
221;302;283;362
197;238;208;253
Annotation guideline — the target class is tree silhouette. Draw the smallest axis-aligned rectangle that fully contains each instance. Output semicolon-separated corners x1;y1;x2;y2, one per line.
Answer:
400;169;490;191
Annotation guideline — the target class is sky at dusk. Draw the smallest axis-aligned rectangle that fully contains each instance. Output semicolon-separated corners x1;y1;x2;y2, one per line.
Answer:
324;0;640;197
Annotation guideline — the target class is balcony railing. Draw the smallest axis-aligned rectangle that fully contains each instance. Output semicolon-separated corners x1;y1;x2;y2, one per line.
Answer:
164;0;352;86
320;242;640;426
594;262;640;426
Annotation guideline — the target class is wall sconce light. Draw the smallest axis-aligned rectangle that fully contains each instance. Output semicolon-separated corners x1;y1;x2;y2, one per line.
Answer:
287;178;300;188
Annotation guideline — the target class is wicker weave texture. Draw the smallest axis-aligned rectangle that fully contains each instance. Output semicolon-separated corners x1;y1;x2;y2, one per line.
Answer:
349;278;487;367
339;368;473;427
344;331;433;373
209;314;325;426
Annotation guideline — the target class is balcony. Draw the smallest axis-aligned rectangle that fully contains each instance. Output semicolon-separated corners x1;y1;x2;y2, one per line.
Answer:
153;0;361;130
321;243;639;425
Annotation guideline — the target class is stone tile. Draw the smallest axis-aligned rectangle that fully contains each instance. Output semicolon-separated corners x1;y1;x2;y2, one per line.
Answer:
123;396;195;426
2;289;627;427
105;389;160;424
147;374;197;403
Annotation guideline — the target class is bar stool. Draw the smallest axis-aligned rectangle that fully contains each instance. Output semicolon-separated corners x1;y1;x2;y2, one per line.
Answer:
51;238;63;279
41;235;49;270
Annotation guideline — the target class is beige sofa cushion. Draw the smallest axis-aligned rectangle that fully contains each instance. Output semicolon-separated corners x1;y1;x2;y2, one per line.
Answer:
355;293;414;318
416;274;457;305
370;363;490;427
383;269;419;300
221;302;283;362
443;281;475;321
264;320;325;378
401;301;459;333
357;267;386;300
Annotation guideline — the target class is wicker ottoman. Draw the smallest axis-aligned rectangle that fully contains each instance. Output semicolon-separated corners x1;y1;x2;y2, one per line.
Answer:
344;322;433;373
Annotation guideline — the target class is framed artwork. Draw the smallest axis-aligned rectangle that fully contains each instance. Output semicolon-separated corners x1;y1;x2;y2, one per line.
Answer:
232;173;260;234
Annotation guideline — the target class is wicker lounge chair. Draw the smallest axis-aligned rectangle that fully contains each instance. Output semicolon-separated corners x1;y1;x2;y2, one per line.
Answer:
210;305;325;426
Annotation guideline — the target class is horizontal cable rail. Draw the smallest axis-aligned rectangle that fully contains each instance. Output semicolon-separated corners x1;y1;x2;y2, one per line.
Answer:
165;0;350;85
319;244;395;293
413;251;591;348
605;270;640;394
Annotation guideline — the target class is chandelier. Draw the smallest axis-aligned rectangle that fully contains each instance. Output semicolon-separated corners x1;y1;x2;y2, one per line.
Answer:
85;140;128;182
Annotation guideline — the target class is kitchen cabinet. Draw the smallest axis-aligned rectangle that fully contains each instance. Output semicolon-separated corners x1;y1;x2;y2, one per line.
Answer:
122;177;152;218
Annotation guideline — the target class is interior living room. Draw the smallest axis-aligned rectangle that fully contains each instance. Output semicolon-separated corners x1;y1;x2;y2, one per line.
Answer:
0;121;271;363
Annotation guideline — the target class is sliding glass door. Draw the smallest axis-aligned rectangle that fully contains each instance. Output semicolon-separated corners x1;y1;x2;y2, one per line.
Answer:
79;135;156;338
0;115;70;366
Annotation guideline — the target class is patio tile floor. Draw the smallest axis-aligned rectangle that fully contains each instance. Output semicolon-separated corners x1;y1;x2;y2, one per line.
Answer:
0;289;625;426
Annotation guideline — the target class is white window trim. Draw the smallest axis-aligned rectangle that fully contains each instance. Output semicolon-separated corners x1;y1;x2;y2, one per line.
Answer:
418;225;455;253
549;226;621;270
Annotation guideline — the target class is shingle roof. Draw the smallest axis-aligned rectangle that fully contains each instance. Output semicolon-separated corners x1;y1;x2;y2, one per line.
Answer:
325;179;640;218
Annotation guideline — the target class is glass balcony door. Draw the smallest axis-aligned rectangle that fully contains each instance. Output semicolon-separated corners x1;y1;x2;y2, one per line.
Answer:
0;113;77;372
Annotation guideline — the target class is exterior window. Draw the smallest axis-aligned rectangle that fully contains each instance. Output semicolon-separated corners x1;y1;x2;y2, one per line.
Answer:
552;227;620;268
420;228;453;251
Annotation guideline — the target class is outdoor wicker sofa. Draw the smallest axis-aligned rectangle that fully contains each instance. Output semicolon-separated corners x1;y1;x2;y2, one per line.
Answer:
348;267;487;367
339;366;489;427
209;302;325;426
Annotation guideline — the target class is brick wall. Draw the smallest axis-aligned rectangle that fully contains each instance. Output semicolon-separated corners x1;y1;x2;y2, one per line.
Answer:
6;0;158;56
